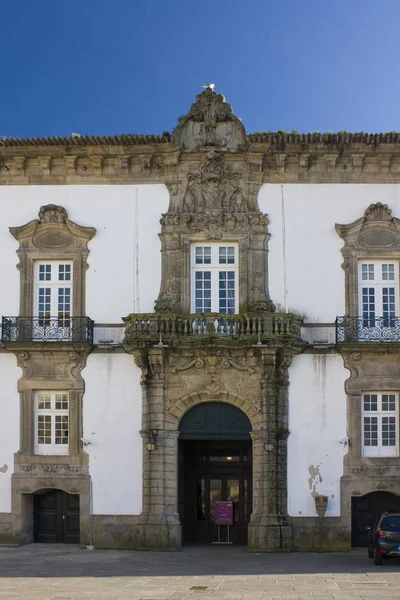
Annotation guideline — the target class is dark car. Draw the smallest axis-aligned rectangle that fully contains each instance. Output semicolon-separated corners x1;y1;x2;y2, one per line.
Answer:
368;512;400;565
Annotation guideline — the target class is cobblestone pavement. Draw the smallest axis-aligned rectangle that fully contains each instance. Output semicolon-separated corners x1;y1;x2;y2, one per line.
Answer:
0;545;400;599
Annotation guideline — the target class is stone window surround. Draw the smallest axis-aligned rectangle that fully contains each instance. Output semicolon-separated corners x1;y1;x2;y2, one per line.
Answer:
180;232;251;314
18;381;83;460
5;205;95;545
9;204;96;318
190;241;239;314
336;204;400;523
360;391;399;458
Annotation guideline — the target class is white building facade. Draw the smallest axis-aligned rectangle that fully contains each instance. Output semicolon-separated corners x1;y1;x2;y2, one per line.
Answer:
0;88;399;550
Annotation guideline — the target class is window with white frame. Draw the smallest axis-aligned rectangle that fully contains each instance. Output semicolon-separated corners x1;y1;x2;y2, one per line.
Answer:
358;260;399;327
191;244;239;314
34;261;73;325
362;393;399;457
34;392;69;455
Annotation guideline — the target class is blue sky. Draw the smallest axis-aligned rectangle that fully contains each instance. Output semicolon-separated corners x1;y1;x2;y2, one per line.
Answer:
1;0;400;138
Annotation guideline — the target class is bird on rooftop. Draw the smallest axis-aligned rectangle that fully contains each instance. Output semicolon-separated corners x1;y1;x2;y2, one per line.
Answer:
202;83;215;91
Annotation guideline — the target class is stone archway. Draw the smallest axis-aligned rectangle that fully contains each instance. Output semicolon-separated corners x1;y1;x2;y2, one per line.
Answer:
132;345;294;552
178;401;252;544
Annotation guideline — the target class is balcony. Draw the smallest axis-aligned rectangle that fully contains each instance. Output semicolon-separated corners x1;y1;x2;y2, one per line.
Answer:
123;312;303;348
336;316;400;343
1;317;94;345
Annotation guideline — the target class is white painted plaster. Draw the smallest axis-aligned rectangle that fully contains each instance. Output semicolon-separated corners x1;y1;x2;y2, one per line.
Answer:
0;354;20;513
0;185;169;322
287;353;348;517
82;353;142;515
260;184;400;322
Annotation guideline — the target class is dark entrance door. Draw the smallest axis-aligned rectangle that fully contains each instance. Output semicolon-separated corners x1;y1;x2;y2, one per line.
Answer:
178;402;252;545
352;492;400;547
183;440;251;544
34;490;80;543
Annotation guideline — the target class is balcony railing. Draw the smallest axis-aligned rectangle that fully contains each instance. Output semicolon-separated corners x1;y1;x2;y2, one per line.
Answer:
1;317;94;344
336;316;400;343
124;313;302;346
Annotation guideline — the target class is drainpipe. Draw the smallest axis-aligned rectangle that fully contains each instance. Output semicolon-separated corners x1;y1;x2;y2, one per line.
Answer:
281;185;288;313
87;478;94;550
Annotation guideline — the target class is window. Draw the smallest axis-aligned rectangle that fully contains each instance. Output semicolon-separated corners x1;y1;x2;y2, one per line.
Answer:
34;392;69;455
191;244;238;314
358;261;399;327
34;261;73;327
362;393;399;457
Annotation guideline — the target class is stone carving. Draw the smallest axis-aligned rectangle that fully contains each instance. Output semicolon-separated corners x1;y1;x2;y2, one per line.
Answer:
38;156;51;176
42;464;61;473
154;275;180;312
166;350;265;412
183;152;246;214
38;204;68;224
364;202;392;222
175;87;247;150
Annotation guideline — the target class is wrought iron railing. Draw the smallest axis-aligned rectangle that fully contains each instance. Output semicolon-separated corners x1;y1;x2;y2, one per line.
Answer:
336;316;400;343
1;317;94;344
124;313;302;346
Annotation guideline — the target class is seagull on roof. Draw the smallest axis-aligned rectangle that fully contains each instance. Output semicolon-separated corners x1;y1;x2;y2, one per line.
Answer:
202;83;215;91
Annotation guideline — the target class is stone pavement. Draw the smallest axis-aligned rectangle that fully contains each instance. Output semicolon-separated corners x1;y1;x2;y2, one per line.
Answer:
0;545;400;599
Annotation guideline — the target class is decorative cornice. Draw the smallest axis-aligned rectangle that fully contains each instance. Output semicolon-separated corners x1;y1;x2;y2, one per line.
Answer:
0;134;173;147
3;87;400;184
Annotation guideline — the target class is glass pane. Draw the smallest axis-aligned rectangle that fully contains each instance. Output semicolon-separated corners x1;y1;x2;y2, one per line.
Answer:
195;247;211;264
364;416;378;446
209;455;240;462
382;264;395;281
55;393;69;410
195;271;212;313
37;393;51;410
227;479;240;523
363;394;378;412
58;264;71;281
38;415;51;444
219;271;235;314
362;264;374;281
55;415;69;445
362;288;375;325
210;479;222;521
39;264;51;281
382;416;396;447
196;479;205;521
244;479;248;522
382;287;396;324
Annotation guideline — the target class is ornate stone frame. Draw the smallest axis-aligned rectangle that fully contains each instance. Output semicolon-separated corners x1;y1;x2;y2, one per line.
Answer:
9;204;96;317
5;204;96;545
336;203;400;526
335;202;400;316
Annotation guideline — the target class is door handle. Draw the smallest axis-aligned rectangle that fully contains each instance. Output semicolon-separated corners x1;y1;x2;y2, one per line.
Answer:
62;515;66;520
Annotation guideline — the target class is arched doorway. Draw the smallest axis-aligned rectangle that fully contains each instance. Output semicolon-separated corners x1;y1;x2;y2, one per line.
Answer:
352;491;400;547
33;489;80;543
179;402;252;545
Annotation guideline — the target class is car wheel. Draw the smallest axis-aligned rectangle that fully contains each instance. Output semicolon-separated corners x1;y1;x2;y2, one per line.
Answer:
373;546;383;565
368;545;374;558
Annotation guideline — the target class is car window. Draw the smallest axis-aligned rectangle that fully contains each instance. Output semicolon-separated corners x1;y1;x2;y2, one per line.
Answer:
381;517;400;530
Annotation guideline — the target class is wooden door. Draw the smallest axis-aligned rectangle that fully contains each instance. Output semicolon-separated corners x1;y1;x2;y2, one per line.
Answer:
352;492;400;546
34;490;80;543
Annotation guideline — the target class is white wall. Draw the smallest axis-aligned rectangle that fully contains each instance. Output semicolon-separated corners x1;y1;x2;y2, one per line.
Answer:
0;354;20;513
83;353;143;515
0;185;169;322
260;184;400;322
287;353;348;517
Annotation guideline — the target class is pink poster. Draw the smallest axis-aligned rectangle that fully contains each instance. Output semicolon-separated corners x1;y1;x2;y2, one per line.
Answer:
214;501;233;525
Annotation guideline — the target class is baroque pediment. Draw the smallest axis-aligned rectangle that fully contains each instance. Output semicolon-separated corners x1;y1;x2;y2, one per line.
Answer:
175;87;247;150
